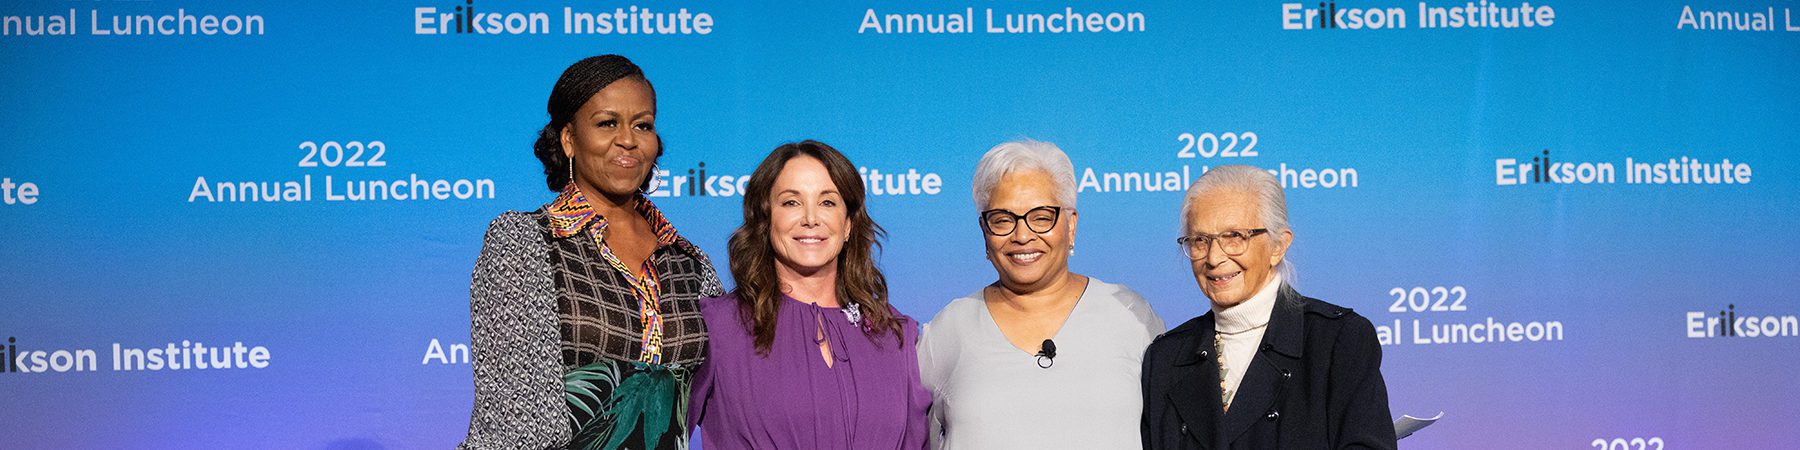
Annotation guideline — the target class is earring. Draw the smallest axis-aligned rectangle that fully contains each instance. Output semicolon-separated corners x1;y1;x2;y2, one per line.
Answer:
1069;242;1076;256
638;163;659;195
566;157;575;184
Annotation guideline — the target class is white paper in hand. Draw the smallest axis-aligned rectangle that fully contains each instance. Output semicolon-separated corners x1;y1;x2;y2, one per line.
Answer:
1394;412;1443;440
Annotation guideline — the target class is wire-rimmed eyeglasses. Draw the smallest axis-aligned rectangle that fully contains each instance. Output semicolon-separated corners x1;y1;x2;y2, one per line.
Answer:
1176;228;1268;259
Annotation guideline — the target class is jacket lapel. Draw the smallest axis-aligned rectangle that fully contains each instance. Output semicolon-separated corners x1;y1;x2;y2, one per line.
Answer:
1166;313;1221;449
1217;285;1307;447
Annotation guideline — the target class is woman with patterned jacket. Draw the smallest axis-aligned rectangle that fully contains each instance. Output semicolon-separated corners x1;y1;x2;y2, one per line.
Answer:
459;54;723;450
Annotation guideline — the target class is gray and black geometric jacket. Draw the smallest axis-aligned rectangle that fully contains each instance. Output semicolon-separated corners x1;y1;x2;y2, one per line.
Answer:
456;209;723;449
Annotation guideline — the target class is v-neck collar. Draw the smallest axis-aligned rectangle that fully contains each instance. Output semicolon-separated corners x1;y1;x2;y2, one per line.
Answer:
977;277;1095;356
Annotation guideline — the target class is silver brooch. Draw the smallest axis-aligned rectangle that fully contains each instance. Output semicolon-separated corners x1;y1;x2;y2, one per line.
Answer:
842;303;863;325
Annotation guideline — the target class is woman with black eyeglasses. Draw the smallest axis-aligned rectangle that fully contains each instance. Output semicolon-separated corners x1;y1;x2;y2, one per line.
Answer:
915;140;1166;449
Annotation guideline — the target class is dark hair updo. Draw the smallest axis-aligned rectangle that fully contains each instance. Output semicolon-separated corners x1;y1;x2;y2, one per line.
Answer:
532;54;659;192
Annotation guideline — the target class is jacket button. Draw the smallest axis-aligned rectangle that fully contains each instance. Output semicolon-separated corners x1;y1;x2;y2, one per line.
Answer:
1281;369;1292;379
1181;424;1189;435
1260;343;1273;351
1265;410;1280;421
1199;350;1209;357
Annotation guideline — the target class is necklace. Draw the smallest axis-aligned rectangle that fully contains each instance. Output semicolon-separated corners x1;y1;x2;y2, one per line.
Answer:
1215;322;1269;335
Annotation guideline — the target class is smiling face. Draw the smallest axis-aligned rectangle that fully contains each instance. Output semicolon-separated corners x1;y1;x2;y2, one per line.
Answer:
1185;188;1291;308
982;170;1077;294
561;77;659;199
768;156;849;281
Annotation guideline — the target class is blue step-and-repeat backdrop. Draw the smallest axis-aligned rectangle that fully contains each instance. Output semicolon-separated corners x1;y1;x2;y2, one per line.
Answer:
3;0;1797;448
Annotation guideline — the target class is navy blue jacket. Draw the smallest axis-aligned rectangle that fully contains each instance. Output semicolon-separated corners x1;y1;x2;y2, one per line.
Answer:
1141;284;1397;449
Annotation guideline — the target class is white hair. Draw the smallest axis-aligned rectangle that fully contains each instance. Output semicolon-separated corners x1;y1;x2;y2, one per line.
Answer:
971;140;1078;211
1180;165;1295;283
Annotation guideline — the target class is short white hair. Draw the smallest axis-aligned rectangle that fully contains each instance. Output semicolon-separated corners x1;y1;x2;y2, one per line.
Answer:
1181;165;1295;282
971;140;1078;211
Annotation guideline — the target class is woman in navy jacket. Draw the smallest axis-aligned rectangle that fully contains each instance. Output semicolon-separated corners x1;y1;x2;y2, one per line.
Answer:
1141;165;1395;450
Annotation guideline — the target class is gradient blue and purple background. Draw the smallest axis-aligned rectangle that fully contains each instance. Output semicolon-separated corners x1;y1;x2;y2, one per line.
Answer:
3;0;1797;448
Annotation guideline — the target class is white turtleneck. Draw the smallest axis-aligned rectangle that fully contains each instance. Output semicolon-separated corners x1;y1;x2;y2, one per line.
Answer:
1212;274;1282;409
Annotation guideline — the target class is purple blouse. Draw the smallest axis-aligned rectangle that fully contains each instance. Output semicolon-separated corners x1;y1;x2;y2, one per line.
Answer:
689;293;930;450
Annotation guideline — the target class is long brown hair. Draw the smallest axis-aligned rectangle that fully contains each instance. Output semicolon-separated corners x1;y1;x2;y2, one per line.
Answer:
727;140;902;354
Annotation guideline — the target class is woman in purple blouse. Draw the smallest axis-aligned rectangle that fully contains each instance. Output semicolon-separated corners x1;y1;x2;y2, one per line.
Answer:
689;140;930;449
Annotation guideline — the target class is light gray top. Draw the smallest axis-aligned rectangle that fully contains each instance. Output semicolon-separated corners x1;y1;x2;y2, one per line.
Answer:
918;278;1166;450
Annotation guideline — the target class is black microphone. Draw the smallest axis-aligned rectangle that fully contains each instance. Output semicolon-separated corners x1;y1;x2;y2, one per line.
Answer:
1036;339;1057;369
